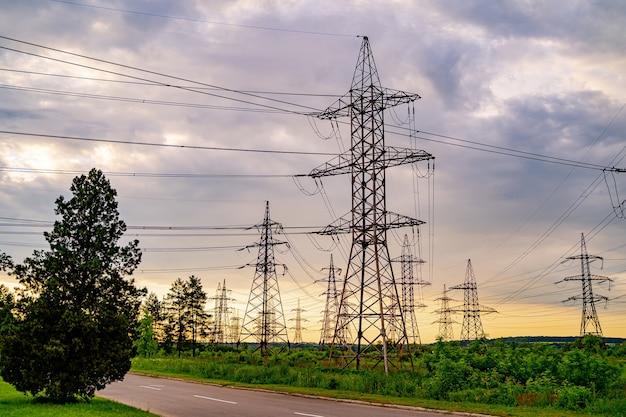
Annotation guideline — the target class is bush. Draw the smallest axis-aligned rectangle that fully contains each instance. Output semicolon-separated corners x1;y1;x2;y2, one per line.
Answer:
557;385;593;410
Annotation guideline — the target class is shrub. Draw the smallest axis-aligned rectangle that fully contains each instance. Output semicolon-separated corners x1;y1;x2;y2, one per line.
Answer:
557;385;593;410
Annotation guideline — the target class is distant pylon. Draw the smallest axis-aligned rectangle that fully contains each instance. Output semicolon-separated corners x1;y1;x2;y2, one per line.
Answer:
238;201;290;355
290;299;307;344
557;233;612;337
210;279;235;344
450;259;496;344
319;254;345;347
309;36;434;373
433;284;456;341
391;233;430;345
230;311;241;343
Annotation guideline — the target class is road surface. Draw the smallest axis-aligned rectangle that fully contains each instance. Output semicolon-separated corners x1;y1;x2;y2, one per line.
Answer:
99;373;480;417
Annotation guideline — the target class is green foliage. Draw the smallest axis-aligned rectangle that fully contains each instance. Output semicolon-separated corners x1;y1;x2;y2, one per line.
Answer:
0;169;145;403
0;377;157;416
160;275;209;357
0;284;15;333
132;338;626;414
557;384;593;410
135;312;158;358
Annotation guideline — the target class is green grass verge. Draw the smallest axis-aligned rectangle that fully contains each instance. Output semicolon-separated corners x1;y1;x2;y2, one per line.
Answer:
0;379;158;417
130;365;606;417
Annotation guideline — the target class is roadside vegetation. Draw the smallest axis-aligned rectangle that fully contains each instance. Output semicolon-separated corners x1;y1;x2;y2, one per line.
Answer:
132;336;626;417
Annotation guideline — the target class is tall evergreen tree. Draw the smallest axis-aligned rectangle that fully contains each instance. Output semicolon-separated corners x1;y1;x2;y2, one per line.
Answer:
186;275;208;357
144;291;163;337
0;169;145;403
163;276;209;357
165;277;189;357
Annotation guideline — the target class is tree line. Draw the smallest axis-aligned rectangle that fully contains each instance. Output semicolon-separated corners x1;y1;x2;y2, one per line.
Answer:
137;276;214;358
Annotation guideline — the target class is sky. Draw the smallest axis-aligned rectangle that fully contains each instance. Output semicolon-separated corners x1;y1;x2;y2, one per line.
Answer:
1;0;625;344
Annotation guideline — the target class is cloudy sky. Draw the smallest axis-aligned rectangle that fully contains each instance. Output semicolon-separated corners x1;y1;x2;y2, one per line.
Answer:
1;0;625;343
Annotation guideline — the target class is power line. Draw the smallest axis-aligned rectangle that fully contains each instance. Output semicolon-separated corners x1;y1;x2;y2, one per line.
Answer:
0;36;321;115
386;126;613;172
0;84;286;114
49;0;355;38
0;68;341;97
0;130;335;157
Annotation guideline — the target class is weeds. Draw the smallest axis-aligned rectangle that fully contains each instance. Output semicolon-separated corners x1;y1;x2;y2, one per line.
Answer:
132;336;626;415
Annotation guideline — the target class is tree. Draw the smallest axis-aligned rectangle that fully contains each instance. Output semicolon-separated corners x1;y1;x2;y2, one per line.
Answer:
0;284;14;333
135;310;159;358
186;275;208;357
165;277;189;357
163;276;209;357
0;169;145;403
0;254;14;332
144;292;163;339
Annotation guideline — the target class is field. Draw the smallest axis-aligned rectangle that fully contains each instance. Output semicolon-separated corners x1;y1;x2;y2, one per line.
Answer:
131;337;626;417
2;337;623;416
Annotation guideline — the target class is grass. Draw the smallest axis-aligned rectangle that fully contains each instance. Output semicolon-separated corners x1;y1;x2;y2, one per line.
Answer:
0;379;158;417
131;362;612;417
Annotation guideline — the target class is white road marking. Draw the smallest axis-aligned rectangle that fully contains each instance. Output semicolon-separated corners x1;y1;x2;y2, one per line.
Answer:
294;413;325;417
139;385;163;391
193;394;237;404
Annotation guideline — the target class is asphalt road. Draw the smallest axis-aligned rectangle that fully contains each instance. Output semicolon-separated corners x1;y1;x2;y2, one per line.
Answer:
98;373;473;417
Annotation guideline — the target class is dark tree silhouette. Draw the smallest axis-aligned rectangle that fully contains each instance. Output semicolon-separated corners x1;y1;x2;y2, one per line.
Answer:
0;169;145;403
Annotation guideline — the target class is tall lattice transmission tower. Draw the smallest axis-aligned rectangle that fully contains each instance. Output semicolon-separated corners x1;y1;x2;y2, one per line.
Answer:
557;233;612;337
433;284;455;341
290;299;307;344
238;201;290;355
309;36;434;372
450;259;496;344
210;279;235;344
319;254;344;347
391;233;430;345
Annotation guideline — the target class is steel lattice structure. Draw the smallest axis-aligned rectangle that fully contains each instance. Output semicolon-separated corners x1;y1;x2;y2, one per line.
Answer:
290;299;307;344
557;233;612;337
391;234;430;345
433;284;455;341
210;279;235;344
238;201;290;355
309;36;434;372
450;259;496;344
319;254;345;347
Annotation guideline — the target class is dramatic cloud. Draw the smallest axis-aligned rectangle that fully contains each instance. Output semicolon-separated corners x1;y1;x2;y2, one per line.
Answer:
1;0;624;342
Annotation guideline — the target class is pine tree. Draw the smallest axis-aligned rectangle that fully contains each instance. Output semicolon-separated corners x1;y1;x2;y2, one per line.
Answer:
0;169;145;403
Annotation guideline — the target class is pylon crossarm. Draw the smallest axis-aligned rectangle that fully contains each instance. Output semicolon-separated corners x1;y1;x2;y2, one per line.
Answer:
309;152;352;177
383;147;433;166
385;211;425;228
479;306;498;314
310;147;433;178
379;88;421;108
559;274;611;283
312;97;351;120
316;211;424;235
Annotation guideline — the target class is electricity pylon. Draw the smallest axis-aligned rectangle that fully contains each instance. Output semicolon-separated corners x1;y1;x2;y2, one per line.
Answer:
290;299;307;344
319;254;345;347
238;201;290;355
309;36;434;373
433;284;455;341
557;233;612;337
210;279;235;344
450;259;496;344
230;310;241;343
391;233;430;345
